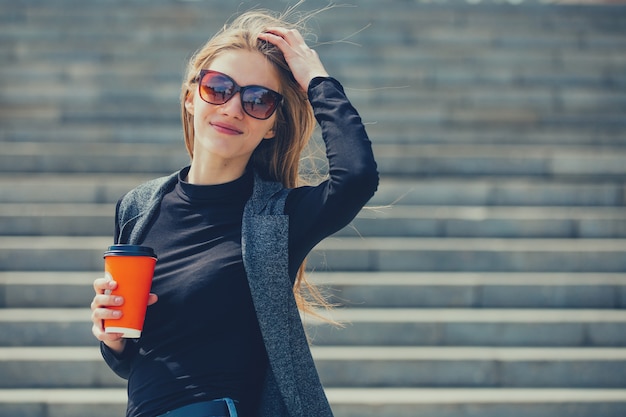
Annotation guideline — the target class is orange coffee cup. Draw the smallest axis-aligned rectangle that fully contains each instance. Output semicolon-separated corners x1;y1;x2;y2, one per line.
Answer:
103;245;157;338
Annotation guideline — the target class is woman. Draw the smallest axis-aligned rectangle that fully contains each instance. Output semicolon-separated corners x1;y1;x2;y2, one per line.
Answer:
90;8;378;417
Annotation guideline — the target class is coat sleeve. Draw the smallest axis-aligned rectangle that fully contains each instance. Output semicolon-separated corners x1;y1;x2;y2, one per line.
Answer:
100;340;138;380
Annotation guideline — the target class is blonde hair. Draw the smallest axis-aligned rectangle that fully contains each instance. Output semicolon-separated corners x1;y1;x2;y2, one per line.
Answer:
180;8;336;322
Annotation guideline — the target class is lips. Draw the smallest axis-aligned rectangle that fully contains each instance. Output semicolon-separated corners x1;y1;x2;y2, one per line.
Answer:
210;121;243;135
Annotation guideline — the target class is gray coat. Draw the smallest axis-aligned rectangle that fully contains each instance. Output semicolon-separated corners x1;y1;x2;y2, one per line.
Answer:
115;170;334;417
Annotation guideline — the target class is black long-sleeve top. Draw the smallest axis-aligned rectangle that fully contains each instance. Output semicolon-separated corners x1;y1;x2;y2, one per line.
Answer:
101;77;378;417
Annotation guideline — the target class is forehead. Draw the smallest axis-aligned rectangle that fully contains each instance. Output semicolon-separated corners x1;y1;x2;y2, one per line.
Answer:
207;49;281;92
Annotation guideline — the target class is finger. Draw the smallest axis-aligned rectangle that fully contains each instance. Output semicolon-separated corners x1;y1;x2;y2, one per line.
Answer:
261;30;306;52
93;277;117;294
91;306;122;323
90;294;124;311
264;27;304;42
91;307;123;344
261;27;289;38
92;323;106;339
258;31;290;50
92;323;123;342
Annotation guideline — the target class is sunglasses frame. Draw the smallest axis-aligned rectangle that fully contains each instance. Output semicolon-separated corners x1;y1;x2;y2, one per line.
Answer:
193;69;284;120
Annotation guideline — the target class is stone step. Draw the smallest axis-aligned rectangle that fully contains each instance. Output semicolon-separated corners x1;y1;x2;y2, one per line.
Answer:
0;272;96;309
373;145;626;178
0;142;188;174
2;54;623;82
1;346;625;388
4;7;623;43
0;388;127;417
371;178;626;207
1;271;623;309
2;203;626;238
313;272;626;309
307;308;626;347
0;174;153;204
1;307;624;348
2;11;623;53
342;126;625;148
2;68;623;109
3;2;624;41
0;309;97;348
0;236;113;271
310;237;626;272
10;34;623;65
2;3;623;67
350;86;626;113
3;28;617;55
315;346;626;388
1;175;625;207
1;236;625;272
0;124;184;144
3;143;626;179
2;59;624;108
1;5;624;131
0;204;114;237
3;0;623;10
3;98;624;130
2;84;625;127
3;124;625;147
327;387;626;417
343;206;626;238
1;387;625;417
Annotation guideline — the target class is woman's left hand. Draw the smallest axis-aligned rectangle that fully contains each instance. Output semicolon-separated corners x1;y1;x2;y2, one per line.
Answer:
258;27;329;92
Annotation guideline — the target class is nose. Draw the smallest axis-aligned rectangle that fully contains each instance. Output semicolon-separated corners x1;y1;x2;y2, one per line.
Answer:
219;92;244;119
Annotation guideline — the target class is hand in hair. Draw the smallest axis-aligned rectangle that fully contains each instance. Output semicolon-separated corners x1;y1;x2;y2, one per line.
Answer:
258;27;329;92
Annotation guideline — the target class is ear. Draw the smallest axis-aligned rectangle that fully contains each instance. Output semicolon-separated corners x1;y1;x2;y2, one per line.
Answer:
184;92;195;115
263;127;275;140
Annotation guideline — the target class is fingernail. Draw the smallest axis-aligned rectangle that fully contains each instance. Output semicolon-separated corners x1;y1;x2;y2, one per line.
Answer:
114;297;123;305
113;310;122;318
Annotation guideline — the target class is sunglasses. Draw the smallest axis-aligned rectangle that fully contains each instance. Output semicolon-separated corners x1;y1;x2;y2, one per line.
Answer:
193;70;284;120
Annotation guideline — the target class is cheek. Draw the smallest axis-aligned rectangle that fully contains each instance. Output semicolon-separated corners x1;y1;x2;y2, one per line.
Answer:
191;102;212;131
260;116;277;138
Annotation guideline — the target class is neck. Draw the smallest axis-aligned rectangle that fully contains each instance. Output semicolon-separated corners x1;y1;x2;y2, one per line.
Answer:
186;159;247;185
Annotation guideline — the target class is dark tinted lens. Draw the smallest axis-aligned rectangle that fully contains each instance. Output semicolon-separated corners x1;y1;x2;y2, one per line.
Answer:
241;87;280;120
199;72;234;104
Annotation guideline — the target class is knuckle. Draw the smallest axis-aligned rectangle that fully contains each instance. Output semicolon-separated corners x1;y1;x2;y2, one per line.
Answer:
90;295;103;310
93;278;105;290
90;308;101;322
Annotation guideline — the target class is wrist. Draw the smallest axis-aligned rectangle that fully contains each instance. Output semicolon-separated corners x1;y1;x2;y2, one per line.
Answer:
103;338;127;355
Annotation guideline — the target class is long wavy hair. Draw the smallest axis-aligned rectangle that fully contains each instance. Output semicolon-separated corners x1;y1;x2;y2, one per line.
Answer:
180;8;335;322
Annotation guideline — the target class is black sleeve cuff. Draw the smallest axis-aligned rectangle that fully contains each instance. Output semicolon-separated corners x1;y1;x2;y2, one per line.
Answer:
307;76;345;98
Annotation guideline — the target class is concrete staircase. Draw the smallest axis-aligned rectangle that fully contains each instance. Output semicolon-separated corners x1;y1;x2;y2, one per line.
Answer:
1;0;626;416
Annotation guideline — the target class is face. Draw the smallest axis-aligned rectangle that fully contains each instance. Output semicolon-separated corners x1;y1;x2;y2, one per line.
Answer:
184;49;280;174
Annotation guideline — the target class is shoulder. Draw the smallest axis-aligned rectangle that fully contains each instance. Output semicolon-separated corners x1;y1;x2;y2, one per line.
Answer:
246;172;291;216
117;171;178;221
123;173;177;202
